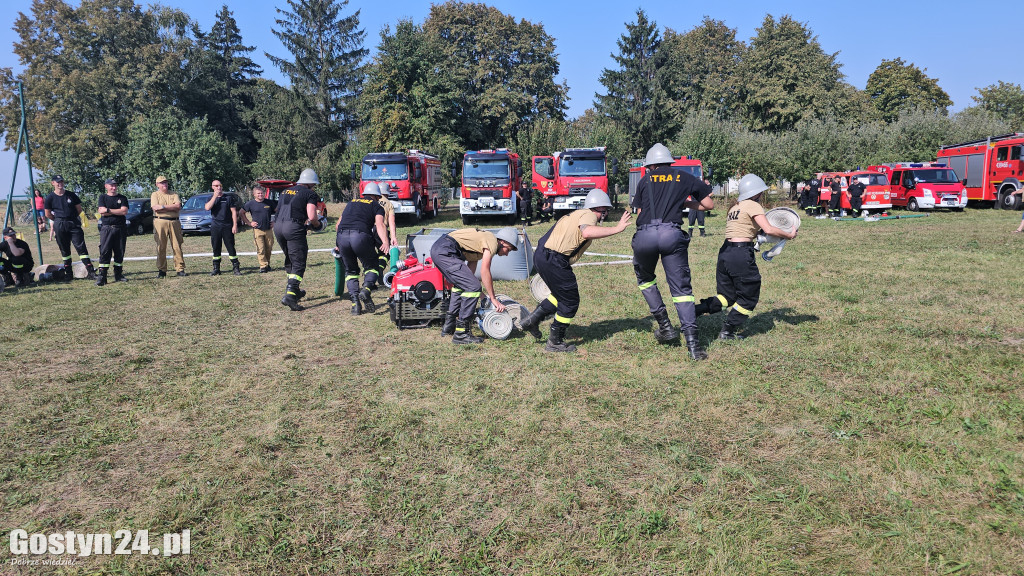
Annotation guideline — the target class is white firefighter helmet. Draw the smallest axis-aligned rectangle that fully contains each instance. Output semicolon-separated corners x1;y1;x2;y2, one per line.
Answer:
583;188;612;210
362;182;382;196
494;227;519;251
297;168;320;185
738;174;769;201
644;143;674;166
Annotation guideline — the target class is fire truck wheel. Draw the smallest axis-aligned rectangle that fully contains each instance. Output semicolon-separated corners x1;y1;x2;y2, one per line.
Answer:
427;198;439;218
462;215;473;225
1000;188;1021;210
413;200;423;222
907;198;920;212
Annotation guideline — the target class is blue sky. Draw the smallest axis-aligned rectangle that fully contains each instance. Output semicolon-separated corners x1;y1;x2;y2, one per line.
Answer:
3;0;1022;196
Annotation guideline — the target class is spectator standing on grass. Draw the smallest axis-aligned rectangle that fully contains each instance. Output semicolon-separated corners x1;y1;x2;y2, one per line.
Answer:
518;180;533;225
33;189;46;233
1;227;35;288
151;176;186;277
694;174;798;340
828;176;843;217
44;174;97;281
630;143;714;360
240;185;276;273
432;227;517;345
95;178;129;286
687;178;712;237
519;189;631;353
806;176;821;215
335;183;388;315
275;169;321;311
848;176;866;217
204;180;241;276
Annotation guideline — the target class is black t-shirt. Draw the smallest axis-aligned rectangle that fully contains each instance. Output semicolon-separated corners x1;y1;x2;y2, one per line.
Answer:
848;182;865;197
631;166;712;226
808;178;820;194
243;199;277;230
278;185;319;221
210;193;238;225
1;238;34;267
831;180;842;193
44;191;81;221
338;198;385;235
98;193;128;226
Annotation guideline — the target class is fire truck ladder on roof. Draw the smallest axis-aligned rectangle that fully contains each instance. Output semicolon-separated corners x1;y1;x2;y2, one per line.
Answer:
939;132;1024;150
3;81;44;264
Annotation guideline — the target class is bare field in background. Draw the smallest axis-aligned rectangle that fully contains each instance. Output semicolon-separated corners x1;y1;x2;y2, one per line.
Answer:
1;205;1022;575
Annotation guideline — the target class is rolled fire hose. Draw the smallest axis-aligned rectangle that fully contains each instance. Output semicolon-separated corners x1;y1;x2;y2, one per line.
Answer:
761;207;801;262
529;274;551;303
332;247;343;296
476;294;526;339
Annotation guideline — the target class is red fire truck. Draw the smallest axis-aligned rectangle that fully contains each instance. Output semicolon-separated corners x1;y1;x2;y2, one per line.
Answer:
531;147;609;217
936;133;1024;210
626;156;704;214
869;163;965;211
460;148;522;224
360;150;443;221
845;169;893;213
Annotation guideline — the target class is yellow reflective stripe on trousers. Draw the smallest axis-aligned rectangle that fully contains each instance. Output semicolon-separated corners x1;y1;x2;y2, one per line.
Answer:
345;275;358;281
288;274;303;281
716;294;729;307
462;291;481;298
554;314;573;324
733;303;753;316
672;295;695;303
451;288;463;294
546;294;558;306
638;280;657;290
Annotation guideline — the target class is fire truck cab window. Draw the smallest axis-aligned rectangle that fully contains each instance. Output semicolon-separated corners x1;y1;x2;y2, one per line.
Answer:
1012;146;1022;161
362;162;408;180
534;158;554;179
559;157;605;176
997;147;1008;161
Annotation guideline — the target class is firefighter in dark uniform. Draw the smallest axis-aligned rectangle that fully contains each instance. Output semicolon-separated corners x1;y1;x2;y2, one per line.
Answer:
204;180;242;275
371;187;398;287
687;178;711;237
43;174;97;280
95;178;130;286
828;175;843;217
432;227;518;344
630;143;714;360
518;180;533;225
848;176;865;216
1;227;35;289
694;174;798;339
336;182;388;315
520;189;631;352
805;176;821;215
275;168;321;311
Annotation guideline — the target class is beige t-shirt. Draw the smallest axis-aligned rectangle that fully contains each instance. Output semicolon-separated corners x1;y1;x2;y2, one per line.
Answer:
725;200;766;240
377;196;395;236
544;208;599;264
150;191;182;217
448;228;499;262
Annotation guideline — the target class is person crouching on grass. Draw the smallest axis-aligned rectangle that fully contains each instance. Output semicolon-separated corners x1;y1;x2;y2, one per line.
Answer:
519;189;631;352
694;174;797;340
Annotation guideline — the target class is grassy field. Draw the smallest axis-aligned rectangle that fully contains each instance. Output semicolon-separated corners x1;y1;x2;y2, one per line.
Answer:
1;202;1022;575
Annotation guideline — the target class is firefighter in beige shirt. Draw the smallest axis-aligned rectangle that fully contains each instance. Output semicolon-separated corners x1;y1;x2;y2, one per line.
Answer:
151;176;186;277
520;189;631;352
694;174;797;340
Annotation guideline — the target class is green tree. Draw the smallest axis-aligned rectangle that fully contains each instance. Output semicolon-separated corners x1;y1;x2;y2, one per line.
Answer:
118;110;244;195
737;14;848;132
595;9;674;151
423;1;567;149
971;81;1024;131
865;58;952;122
663;18;745;119
668;110;744;184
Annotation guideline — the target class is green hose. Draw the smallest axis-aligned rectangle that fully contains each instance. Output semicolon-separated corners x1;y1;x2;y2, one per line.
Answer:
333;250;343;296
837;214;928;221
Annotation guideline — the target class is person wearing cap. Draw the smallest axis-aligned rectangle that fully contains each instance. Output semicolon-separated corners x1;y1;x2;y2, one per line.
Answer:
631;143;714;360
151;175;186;277
43;174;97;280
431;227;517;344
275;168;321;311
520;189;631;352
203;180;241;275
1;227;35;289
335;183;388;315
95;178;130;286
240;184;277;273
694;174;798;340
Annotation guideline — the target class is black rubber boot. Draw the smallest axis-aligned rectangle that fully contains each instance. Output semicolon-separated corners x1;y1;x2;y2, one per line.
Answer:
84;262;97;281
210;260;221;276
683;328;708;360
95;268;107;286
280;279;304;311
62;263;73;281
544;321;576;353
519;305;548;339
113;266;128;282
296;289;306;300
719;322;745;340
440;299;458;336
231;259;241;276
700;229;706;237
452;319;483;344
694;296;718;317
653;309;679;343
359;287;375;313
350;294;362;315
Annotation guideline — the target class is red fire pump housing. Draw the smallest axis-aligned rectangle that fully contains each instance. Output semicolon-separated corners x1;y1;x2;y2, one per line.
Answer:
388;256;452;329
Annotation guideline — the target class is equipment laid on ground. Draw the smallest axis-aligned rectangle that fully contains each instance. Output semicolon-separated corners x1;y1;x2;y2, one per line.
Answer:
476;294;527;340
387;255;451;329
759;207;801;262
